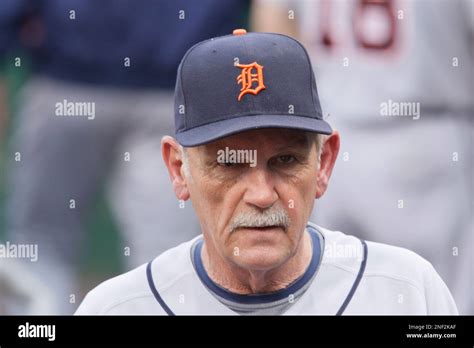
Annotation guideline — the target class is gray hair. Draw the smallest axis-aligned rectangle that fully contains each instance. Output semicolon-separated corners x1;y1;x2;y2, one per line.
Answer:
313;132;324;152
180;145;191;179
313;133;327;167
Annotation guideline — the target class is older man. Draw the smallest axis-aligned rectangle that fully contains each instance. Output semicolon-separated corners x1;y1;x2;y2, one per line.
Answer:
76;30;457;315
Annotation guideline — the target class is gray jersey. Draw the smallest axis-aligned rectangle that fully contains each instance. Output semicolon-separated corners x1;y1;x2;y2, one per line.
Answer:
75;224;458;315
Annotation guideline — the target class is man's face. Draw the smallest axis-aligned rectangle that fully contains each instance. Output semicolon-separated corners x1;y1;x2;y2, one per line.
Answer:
185;129;320;271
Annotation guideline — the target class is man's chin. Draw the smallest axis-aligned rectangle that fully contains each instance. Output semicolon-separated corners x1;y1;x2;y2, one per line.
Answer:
232;253;289;271
229;243;291;271
225;227;292;269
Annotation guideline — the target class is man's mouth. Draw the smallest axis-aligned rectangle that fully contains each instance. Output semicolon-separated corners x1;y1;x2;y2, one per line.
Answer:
236;225;285;232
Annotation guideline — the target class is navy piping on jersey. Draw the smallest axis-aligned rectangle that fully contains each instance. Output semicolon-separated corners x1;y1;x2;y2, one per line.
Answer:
146;227;367;315
146;261;175;315
336;240;368;315
192;227;322;305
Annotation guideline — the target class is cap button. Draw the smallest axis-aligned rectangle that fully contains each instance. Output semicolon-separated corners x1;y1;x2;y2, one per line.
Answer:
233;28;247;36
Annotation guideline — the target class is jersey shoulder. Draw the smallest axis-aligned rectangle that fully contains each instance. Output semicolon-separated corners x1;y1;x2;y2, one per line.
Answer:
75;236;200;315
362;235;457;314
316;224;433;290
75;263;153;314
314;224;458;314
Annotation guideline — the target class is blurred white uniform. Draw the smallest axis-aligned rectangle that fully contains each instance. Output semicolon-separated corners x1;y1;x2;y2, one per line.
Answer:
258;0;473;313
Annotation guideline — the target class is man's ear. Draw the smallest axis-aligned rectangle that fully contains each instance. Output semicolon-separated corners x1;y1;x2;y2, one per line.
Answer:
161;136;190;201
316;131;340;199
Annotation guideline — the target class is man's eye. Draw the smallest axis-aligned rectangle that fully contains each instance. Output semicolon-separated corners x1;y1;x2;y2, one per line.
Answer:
276;155;296;164
217;161;236;167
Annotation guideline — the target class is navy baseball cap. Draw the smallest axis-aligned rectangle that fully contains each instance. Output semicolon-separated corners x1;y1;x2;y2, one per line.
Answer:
174;29;332;147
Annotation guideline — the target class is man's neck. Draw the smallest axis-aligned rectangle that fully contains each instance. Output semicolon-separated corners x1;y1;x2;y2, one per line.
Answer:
200;230;313;294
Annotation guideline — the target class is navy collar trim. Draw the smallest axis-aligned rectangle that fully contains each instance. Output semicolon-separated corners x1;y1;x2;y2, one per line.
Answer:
193;226;322;305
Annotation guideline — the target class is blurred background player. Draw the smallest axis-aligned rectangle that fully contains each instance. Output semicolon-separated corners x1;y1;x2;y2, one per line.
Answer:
252;0;473;314
0;0;250;314
0;258;55;314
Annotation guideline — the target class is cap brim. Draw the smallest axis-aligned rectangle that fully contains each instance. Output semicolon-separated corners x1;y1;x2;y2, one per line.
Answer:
176;114;333;147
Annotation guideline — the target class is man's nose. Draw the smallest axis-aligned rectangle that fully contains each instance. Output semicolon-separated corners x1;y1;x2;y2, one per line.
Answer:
242;168;278;209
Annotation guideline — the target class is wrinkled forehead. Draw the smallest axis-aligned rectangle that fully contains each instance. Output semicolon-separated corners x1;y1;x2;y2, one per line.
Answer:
192;128;316;157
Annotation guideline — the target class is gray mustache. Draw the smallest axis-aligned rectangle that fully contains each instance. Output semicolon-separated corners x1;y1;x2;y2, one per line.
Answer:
229;206;291;232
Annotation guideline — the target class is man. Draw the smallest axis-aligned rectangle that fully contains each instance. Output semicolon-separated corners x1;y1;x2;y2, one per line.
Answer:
76;30;457;315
